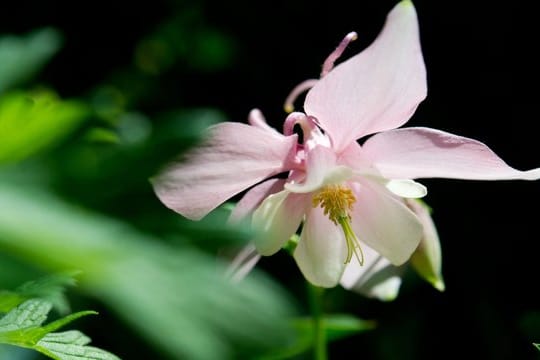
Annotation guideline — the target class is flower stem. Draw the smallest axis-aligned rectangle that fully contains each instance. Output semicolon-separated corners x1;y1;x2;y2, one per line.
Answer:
308;283;327;360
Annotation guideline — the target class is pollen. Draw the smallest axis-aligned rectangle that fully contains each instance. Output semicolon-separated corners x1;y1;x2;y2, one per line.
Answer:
312;185;356;225
312;185;364;265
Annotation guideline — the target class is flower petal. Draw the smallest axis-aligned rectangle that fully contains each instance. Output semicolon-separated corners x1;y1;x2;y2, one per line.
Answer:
225;244;261;283
338;141;377;169
285;145;352;193
294;205;348;287
229;179;285;223
407;199;445;291
340;243;385;287
248;108;280;135
252;190;308;256
152;122;297;220
304;1;426;152
385;179;427;198
363;127;540;180
349;181;423;265
340;245;404;301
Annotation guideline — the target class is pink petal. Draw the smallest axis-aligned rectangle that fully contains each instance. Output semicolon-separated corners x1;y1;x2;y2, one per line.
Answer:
248;108;280;135
293;206;348;287
349;180;423;265
363;127;540;180
252;190;309;256
337;141;373;170
229;179;285;223
285;145;352;193
225;244;261;283
152;122;297;220
340;244;404;301
304;1;426;153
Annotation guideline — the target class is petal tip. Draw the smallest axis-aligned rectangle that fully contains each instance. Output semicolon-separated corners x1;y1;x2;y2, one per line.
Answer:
371;277;402;301
385;179;427;198
432;278;445;292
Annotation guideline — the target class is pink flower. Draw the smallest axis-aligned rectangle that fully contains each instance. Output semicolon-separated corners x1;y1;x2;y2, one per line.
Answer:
152;1;540;288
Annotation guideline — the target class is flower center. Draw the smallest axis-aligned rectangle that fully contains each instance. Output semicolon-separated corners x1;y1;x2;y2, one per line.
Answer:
312;185;364;265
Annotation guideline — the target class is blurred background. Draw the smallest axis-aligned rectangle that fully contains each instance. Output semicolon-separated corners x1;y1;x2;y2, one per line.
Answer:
0;0;538;359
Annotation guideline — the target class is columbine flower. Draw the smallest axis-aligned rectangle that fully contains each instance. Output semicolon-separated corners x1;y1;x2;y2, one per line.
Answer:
152;0;540;288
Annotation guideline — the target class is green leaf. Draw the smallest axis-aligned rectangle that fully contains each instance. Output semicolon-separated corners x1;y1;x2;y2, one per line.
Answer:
0;91;88;165
0;299;52;333
0;182;295;360
35;331;119;360
0;292;24;315
0;299;119;360
0;28;62;93
262;314;375;359
534;343;540;351
319;314;376;341
83;128;120;144
0;272;78;314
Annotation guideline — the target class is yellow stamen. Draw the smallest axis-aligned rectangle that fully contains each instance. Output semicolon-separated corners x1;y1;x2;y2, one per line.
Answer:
338;216;364;266
312;185;364;265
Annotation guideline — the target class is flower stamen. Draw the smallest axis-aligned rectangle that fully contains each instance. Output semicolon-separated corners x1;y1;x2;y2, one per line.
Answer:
312;185;364;265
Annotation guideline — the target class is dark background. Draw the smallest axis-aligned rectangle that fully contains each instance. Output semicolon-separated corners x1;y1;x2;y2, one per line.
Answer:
1;0;538;359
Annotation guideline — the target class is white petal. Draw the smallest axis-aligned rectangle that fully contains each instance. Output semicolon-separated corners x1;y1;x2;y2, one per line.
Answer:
341;244;403;301
294;206;348;287
385;179;427;198
368;277;402;301
252;190;308;256
349;181;423;265
229;179;285;224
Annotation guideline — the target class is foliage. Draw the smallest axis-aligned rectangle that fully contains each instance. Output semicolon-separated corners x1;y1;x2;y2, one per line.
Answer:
0;26;295;360
0;91;88;165
0;275;119;360
0;28;61;93
0;272;77;315
263;314;375;359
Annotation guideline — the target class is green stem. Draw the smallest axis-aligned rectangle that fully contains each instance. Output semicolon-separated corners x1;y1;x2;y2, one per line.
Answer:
308;283;327;360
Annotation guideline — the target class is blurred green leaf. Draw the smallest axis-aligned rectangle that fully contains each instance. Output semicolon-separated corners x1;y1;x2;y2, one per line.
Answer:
189;29;235;71
0;273;78;314
0;299;119;360
0;28;62;93
534;343;540;351
134;10;235;74
0;253;44;292
47;108;229;246
55;108;222;190
83;128;120;144
0;182;295;360
0;91;88;165
0;345;37;360
262;314;375;359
